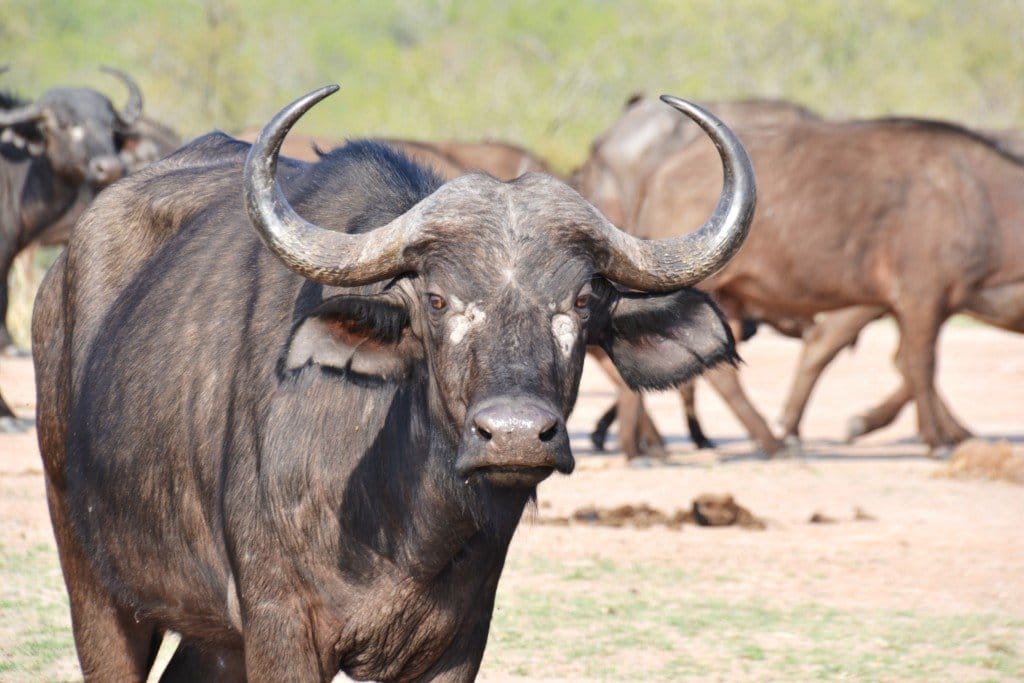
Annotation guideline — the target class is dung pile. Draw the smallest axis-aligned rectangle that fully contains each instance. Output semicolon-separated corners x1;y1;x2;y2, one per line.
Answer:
936;439;1024;485
540;493;765;530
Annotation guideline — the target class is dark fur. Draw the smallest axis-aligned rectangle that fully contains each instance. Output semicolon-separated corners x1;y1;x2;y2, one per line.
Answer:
35;134;735;681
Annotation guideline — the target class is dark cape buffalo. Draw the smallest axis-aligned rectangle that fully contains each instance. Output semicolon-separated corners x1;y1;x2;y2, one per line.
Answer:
633;116;1024;450
0;68;179;427
572;96;816;457
33;88;754;681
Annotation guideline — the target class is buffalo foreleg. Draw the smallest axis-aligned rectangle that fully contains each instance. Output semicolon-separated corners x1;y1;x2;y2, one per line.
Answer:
679;381;714;449
703;364;786;457
779;305;886;440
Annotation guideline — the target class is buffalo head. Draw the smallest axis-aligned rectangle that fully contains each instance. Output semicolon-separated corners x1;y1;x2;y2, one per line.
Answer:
0;67;143;186
248;87;755;489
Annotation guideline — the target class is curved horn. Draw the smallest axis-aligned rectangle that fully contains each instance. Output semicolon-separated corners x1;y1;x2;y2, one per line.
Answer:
590;95;756;290
101;67;143;128
244;85;422;286
0;103;43;128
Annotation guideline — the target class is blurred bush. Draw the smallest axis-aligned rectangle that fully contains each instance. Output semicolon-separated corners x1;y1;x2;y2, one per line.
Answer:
2;0;1023;347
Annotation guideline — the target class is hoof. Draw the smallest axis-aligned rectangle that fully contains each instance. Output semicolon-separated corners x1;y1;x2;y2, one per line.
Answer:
589;431;607;452
780;436;804;459
0;416;33;433
926;444;954;460
0;345;29;358
845;416;867;444
693;437;716;450
628;456;657;469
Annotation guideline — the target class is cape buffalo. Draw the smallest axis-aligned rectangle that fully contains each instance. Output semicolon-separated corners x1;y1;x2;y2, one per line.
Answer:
34;88;754;681
572;96;816;457
634;116;1024;450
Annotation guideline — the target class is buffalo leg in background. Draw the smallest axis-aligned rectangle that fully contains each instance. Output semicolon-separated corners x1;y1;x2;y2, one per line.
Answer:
892;304;972;449
778;305;886;440
678;381;715;449
588;348;666;458
700;363;786;456
0;244;19;351
588;348;665;456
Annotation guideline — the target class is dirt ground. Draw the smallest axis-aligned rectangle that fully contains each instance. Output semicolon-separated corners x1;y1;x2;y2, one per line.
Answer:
1;322;1022;680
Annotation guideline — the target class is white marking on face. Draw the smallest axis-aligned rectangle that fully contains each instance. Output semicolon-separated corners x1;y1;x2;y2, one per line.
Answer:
448;302;487;344
69;125;85;142
551;314;578;358
503;267;516;284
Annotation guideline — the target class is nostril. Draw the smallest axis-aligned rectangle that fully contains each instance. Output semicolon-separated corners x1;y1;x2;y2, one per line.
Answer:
475;425;493;442
538;423;558;442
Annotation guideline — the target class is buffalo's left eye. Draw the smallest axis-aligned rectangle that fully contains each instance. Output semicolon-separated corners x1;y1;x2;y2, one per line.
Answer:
428;294;447;311
574;293;589;309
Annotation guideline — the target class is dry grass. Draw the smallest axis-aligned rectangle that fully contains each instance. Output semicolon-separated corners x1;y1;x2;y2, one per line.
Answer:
936;439;1024;485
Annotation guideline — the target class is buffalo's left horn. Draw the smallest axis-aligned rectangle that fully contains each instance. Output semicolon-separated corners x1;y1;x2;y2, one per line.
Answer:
0;103;44;128
586;96;755;290
244;85;425;286
101;67;143;129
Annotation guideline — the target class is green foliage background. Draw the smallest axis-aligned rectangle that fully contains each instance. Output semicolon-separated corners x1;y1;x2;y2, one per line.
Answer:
3;0;1024;172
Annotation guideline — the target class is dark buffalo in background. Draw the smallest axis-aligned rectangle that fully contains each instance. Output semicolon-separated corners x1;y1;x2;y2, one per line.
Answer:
0;67;178;428
632;116;1024;450
236;128;550;180
33;89;753;680
572;96;817;458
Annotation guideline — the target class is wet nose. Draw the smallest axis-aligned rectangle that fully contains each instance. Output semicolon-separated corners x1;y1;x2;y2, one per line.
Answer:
87;155;124;185
472;402;560;450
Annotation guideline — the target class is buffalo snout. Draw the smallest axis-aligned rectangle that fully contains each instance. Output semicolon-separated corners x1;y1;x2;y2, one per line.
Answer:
457;398;574;488
86;154;125;185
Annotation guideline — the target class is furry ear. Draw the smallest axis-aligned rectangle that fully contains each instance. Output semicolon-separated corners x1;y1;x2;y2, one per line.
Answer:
285;294;422;379
600;288;737;391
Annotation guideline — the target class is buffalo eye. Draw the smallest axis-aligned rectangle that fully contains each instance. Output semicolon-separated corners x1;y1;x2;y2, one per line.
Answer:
574;283;593;310
428;294;447;311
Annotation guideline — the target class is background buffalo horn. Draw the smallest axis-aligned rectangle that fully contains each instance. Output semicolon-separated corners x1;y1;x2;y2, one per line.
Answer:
0;103;44;128
101;66;143;129
590;95;756;291
244;85;423;286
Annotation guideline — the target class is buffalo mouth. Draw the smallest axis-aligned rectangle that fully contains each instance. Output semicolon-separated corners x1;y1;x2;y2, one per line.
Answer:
473;464;557;488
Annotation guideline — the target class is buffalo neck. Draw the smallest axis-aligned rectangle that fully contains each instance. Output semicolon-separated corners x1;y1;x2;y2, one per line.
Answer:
1;151;83;247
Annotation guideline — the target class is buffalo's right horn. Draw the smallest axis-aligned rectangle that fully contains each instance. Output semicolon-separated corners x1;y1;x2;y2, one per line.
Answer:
585;96;756;291
101;67;143;129
244;86;424;286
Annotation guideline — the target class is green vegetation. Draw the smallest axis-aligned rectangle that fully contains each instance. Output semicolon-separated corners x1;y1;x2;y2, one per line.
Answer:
0;543;77;681
3;1;1023;172
2;542;1022;680
485;554;1024;681
2;1;1023;346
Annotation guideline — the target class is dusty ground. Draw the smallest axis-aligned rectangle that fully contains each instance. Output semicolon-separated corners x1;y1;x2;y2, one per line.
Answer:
1;322;1022;681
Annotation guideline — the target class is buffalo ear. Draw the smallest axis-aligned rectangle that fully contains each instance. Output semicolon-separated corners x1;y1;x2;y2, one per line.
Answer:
285;294;422;379
600;288;737;391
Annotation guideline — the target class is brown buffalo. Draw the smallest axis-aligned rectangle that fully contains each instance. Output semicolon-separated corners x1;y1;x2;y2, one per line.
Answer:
573;97;817;457
633;116;1024;451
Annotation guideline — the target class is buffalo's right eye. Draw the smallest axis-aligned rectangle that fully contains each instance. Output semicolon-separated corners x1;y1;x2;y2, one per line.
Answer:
428;294;447;311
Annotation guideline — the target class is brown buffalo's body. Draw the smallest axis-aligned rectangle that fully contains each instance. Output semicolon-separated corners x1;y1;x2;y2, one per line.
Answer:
638;117;1024;448
574;97;817;457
